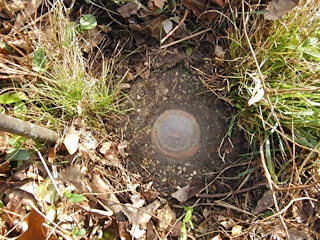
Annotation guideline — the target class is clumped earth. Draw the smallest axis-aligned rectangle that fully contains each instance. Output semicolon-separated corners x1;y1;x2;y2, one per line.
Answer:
120;65;247;195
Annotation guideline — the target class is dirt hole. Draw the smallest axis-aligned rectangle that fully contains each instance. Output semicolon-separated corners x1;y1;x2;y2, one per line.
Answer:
119;66;247;194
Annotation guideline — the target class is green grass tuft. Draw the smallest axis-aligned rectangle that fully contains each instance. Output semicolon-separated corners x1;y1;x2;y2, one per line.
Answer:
24;0;133;129
228;0;320;154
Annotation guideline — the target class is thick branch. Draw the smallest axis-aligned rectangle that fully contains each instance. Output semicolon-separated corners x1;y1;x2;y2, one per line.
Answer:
0;113;58;144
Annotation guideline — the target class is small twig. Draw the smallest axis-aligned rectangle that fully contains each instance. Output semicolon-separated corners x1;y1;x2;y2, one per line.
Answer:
257;115;320;154
196;183;266;198
298;141;320;174
44;223;74;240
160;9;189;44
197;161;249;195
37;151;61;197
258;197;317;223
273;180;320;191
160;28;212;49
4;211;28;238
259;140;289;238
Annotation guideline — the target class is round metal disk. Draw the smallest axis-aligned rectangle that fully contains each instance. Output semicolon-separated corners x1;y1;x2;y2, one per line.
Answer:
151;109;201;159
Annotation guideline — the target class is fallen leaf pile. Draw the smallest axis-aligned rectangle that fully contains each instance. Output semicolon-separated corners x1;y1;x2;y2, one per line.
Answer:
0;0;41;81
17;208;57;240
0;118;181;239
182;0;226;22
0;0;311;239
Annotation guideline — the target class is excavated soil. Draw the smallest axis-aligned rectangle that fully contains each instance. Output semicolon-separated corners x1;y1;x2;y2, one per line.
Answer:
119;66;247;195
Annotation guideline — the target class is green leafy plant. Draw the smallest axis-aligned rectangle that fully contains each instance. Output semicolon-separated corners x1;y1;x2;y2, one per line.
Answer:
228;1;319;145
32;48;47;72
0;200;4;214
27;2;132;126
180;206;194;240
227;0;319;186
36;178;59;205
63;190;87;203
79;14;97;31
5;137;31;162
72;222;87;238
0;91;28;115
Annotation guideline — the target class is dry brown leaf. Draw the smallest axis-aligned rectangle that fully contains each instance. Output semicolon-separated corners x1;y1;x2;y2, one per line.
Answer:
117;83;131;91
141;190;159;201
129;16;165;39
78;130;97;153
123;199;161;239
14;0;42;29
211;0;226;7
63;126;80;155
156;204;176;231
0;160;10;173
218;215;236;229
82;27;105;53
231;225;242;237
292;200;314;223
6;189;37;211
147;0;157;12
146;220;157;240
135;62;150;79
264;0;298;20
99;142;112;154
168;221;183;237
153;0;167;9
211;235;223;240
0;0;29;19
0;44;10;55
117;2;140;18
118;221;131;240
117;140;129;157
182;0;204;17
253;190;274;215
171;185;190;202
17;208;57;240
92;174;123;214
182;0;220;22
287;228;312;239
59;165;87;193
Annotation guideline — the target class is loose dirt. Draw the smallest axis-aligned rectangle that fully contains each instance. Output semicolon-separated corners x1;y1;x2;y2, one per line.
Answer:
119;65;247;195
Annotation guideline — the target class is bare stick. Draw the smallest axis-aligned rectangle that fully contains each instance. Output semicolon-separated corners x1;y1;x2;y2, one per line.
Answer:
160;28;212;49
161;9;189;44
0;113;58;143
37;151;61;197
196;183;266;198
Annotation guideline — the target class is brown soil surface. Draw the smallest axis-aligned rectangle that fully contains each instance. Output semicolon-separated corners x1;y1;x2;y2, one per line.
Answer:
119;65;247;195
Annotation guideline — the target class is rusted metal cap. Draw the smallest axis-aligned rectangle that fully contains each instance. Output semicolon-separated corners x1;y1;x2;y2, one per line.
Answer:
151;109;201;159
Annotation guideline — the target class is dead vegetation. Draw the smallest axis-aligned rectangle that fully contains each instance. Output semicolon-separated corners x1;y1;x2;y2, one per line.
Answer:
1;0;320;239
